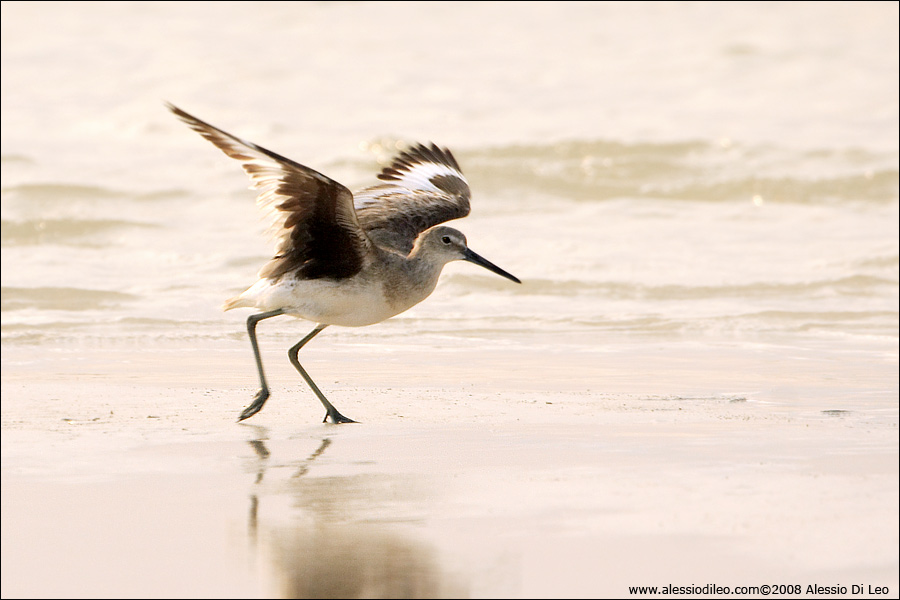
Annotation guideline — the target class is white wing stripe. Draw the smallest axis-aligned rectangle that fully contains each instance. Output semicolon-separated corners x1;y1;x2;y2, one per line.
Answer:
355;161;465;208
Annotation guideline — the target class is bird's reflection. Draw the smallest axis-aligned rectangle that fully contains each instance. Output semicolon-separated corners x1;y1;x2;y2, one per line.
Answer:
242;428;465;598
291;437;332;479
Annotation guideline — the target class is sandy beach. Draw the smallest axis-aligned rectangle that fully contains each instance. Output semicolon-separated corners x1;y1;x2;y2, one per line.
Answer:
2;336;897;597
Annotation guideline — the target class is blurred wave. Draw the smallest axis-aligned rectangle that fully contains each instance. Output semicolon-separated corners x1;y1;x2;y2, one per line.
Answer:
1;287;137;311
1;183;123;203
1;218;159;246
465;140;899;204
1;137;897;347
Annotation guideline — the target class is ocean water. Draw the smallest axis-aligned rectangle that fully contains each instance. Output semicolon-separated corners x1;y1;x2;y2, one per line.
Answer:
2;1;898;399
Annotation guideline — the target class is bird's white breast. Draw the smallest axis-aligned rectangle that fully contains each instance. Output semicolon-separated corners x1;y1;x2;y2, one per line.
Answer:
237;274;422;327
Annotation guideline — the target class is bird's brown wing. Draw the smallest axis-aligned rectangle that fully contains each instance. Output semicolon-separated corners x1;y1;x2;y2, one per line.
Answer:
354;143;471;255
168;103;371;281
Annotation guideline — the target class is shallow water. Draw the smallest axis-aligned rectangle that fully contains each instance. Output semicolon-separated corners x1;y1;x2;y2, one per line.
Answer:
3;2;897;352
2;1;898;597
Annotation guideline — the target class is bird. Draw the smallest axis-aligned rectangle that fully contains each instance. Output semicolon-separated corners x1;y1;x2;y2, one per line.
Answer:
167;103;521;424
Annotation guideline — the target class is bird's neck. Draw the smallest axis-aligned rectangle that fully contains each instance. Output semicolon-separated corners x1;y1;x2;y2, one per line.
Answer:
376;244;442;311
404;245;446;288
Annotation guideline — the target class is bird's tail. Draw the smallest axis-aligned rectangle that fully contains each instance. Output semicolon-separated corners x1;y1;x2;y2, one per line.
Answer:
223;294;251;311
223;278;270;311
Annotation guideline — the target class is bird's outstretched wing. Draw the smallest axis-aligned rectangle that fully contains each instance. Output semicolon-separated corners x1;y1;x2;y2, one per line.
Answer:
168;103;371;281
354;143;471;254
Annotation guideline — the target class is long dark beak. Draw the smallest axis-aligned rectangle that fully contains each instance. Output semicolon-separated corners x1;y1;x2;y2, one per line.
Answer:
464;248;521;284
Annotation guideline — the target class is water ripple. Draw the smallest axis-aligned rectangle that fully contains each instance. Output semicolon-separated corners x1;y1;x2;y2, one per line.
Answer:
1;287;138;311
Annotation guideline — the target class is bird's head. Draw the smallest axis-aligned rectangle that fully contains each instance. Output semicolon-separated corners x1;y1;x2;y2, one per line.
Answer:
417;226;521;284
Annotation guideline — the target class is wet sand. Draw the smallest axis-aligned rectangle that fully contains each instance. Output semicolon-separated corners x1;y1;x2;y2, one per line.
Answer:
2;340;897;598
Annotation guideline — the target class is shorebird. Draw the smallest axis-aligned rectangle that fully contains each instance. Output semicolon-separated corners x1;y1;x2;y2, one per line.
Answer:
168;104;521;424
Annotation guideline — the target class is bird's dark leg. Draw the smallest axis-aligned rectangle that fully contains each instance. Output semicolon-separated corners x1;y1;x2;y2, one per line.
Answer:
288;324;356;424
238;309;285;422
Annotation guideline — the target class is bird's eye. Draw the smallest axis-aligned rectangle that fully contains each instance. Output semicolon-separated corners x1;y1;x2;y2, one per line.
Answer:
441;236;452;244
